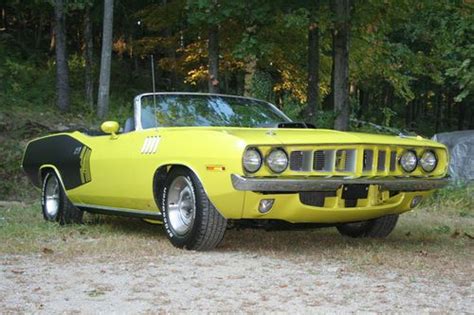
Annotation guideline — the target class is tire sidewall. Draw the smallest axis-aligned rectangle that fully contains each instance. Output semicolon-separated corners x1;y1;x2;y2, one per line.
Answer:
41;172;63;222
161;169;204;249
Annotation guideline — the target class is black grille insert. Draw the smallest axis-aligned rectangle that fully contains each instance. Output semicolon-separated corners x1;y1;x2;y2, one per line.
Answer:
390;151;397;171
313;150;326;171
300;191;337;207
378;150;386;171
290;151;304;171
363;150;373;171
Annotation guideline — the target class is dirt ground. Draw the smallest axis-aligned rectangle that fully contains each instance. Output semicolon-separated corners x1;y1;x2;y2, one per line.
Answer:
1;193;473;314
1;248;472;313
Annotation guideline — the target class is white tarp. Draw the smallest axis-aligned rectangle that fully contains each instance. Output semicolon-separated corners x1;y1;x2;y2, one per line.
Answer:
432;130;474;182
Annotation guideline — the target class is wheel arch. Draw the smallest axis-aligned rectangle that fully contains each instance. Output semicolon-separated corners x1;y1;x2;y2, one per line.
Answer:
39;164;67;192
152;163;209;213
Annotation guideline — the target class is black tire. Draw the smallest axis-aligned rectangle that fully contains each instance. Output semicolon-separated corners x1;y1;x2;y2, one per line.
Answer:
336;214;399;238
161;167;227;250
41;171;83;225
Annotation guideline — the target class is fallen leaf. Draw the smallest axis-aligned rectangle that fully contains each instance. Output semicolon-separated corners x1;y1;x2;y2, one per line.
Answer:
42;247;54;254
11;269;24;274
86;289;105;297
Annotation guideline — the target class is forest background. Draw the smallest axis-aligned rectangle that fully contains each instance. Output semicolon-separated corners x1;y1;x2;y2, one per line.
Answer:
0;0;473;199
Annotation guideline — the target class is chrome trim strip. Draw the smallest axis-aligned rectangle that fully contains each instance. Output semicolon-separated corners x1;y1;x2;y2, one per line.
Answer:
231;174;450;192
74;203;162;216
133;95;143;131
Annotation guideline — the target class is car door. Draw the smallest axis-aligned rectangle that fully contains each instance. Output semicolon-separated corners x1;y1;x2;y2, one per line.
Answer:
76;129;162;212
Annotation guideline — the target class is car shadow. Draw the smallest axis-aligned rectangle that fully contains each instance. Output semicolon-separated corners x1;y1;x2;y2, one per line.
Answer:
84;213;443;255
84;213;166;238
219;227;441;253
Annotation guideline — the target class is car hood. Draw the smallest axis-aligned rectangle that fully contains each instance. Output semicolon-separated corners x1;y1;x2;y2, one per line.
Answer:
159;127;445;148
222;128;445;148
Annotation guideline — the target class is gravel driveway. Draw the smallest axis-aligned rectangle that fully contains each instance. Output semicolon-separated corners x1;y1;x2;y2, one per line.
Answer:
1;251;472;313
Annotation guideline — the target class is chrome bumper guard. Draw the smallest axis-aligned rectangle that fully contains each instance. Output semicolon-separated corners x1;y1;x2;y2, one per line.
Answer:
231;174;450;192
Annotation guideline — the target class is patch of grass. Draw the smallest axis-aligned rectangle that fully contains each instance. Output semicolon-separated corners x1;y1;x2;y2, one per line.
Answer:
0;203;177;257
0;186;472;278
422;183;474;217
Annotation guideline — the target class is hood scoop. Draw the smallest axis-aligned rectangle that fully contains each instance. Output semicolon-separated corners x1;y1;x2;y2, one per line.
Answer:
277;122;316;129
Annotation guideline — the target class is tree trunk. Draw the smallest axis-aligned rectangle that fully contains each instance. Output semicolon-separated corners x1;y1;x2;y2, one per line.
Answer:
457;101;466;130
469;104;474;129
435;89;442;133
84;6;94;110
54;0;70;112
97;0;114;119
244;56;257;97
332;0;350;131
445;92;452;128
405;103;411;128
1;8;6;31
305;5;320;123
359;88;369;118
237;71;245;96
322;37;336;111
208;24;219;93
35;14;44;49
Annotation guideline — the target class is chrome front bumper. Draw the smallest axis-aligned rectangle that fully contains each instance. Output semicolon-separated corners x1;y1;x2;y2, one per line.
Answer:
231;174;450;192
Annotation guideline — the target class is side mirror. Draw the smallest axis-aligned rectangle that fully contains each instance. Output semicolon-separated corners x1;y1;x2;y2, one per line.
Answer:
101;121;120;139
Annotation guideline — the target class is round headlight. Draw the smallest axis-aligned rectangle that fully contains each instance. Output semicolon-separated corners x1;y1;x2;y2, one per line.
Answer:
400;150;418;172
266;149;288;173
243;148;262;173
420;150;437;172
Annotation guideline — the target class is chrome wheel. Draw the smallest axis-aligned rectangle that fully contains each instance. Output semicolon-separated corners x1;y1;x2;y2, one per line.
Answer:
44;175;60;218
166;176;196;236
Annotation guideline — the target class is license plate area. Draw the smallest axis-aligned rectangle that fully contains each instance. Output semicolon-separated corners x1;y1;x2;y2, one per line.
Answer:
342;184;369;207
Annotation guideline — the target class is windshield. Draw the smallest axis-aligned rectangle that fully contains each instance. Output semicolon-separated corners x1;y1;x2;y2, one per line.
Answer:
139;94;291;128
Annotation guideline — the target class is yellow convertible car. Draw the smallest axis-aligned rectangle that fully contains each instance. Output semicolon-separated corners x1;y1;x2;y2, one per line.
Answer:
23;93;449;250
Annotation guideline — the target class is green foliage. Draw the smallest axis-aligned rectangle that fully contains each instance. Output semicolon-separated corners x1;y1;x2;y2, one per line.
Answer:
249;71;275;103
422;183;474;218
1;0;473;201
280;94;305;121
313;110;336;129
0;46;55;108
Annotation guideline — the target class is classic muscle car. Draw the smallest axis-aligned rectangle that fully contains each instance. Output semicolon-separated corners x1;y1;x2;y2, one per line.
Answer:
22;93;449;250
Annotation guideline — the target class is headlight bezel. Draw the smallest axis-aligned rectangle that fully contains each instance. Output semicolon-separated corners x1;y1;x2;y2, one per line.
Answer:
265;148;289;174
242;147;263;174
399;150;418;173
419;150;438;173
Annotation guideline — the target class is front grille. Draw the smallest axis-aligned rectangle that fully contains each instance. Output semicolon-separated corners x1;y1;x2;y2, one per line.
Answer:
289;151;304;171
390;151;397;171
288;146;400;176
313;150;333;171
378;150;386;171
363;150;373;171
336;149;356;172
